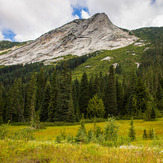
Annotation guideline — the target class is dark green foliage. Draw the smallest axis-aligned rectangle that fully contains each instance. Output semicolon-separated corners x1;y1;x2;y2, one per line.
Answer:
104;65;117;116
116;77;123;115
48;71;58;122
0;26;163;122
79;72;89;117
25;74;36;123
143;129;147;139
72;78;80;121
128;118;136;141
40;79;51;122
149;129;155;139
0;83;4;124
55;63;75;122
150;107;156;120
34;111;40;129
76;115;87;143
36;67;45;112
0;40;26;51
48;70;58;122
0;116;3;125
5;79;25;122
133;27;163;44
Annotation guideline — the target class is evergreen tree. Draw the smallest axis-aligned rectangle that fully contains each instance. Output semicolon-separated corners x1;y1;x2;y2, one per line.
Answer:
88;75;94;99
143;129;148;139
99;71;105;100
0;83;4;124
144;101;152;121
36;67;45;111
128;118;136;141
116;77;123;115
40;78;51;122
48;70;58;122
25;74;36;122
93;74;100;96
79;72;89;118
126;70;138;115
72;78;80;121
55;63;75;122
87;94;105;119
5;84;17;122
150;107;156;120
66;93;75;122
135;77;150;113
104;65;117;116
157;83;163;101
12;79;25;122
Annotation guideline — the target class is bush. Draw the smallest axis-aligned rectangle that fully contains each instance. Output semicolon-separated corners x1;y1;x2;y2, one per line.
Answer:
12;127;35;141
0;122;9;139
104;116;119;141
149;129;155;139
56;135;62;143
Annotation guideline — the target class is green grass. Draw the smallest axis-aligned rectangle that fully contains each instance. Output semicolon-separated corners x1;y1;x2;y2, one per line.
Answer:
8;118;163;141
72;44;146;80
1;119;162;162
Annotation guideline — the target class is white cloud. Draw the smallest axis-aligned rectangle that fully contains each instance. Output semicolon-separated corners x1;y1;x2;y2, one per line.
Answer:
0;0;74;41
0;31;4;41
0;0;163;42
73;15;80;20
68;0;87;8
81;10;90;19
86;0;163;29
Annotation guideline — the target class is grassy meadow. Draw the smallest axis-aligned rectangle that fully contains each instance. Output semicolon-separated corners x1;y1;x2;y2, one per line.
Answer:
0;118;163;162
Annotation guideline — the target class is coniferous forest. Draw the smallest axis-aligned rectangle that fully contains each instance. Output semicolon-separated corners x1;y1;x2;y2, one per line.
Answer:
0;28;163;124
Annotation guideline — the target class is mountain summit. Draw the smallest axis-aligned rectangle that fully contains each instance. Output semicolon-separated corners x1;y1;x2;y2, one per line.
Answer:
0;13;138;65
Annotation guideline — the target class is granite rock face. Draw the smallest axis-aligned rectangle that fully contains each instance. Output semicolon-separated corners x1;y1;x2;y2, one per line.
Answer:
0;13;138;65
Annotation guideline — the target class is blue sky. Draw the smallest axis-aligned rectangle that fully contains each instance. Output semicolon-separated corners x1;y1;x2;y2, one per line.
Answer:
2;29;16;42
0;0;163;42
72;7;89;19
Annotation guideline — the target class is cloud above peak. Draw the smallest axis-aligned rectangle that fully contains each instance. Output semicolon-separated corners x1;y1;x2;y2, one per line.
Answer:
0;0;163;42
0;0;74;41
86;0;163;29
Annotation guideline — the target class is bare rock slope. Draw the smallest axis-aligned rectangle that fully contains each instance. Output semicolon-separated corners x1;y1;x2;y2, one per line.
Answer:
0;13;138;65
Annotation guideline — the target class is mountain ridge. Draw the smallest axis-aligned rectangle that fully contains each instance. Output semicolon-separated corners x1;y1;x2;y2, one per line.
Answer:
0;13;138;66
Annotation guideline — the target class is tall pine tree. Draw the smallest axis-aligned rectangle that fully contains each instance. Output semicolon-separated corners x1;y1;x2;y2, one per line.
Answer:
105;65;117;116
79;72;89;118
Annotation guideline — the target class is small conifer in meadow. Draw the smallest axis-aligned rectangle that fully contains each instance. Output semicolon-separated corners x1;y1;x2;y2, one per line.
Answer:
128;117;136;141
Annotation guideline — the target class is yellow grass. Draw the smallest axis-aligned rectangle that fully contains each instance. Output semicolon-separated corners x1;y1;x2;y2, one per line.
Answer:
1;118;162;162
0;140;162;163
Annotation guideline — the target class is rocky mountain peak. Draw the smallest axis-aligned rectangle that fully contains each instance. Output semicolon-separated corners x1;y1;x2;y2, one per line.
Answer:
0;13;138;65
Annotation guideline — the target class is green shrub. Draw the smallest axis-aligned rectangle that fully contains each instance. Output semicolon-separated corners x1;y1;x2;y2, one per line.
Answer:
104;116;119;141
149;129;155;139
56;135;62;143
12;127;35;141
128;118;136;141
0;122;9;139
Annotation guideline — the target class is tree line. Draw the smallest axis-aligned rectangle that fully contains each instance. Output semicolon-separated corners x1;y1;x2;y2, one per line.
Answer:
0;62;162;124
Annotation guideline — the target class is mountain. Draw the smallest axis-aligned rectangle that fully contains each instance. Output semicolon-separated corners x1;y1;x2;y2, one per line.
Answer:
0;13;138;66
